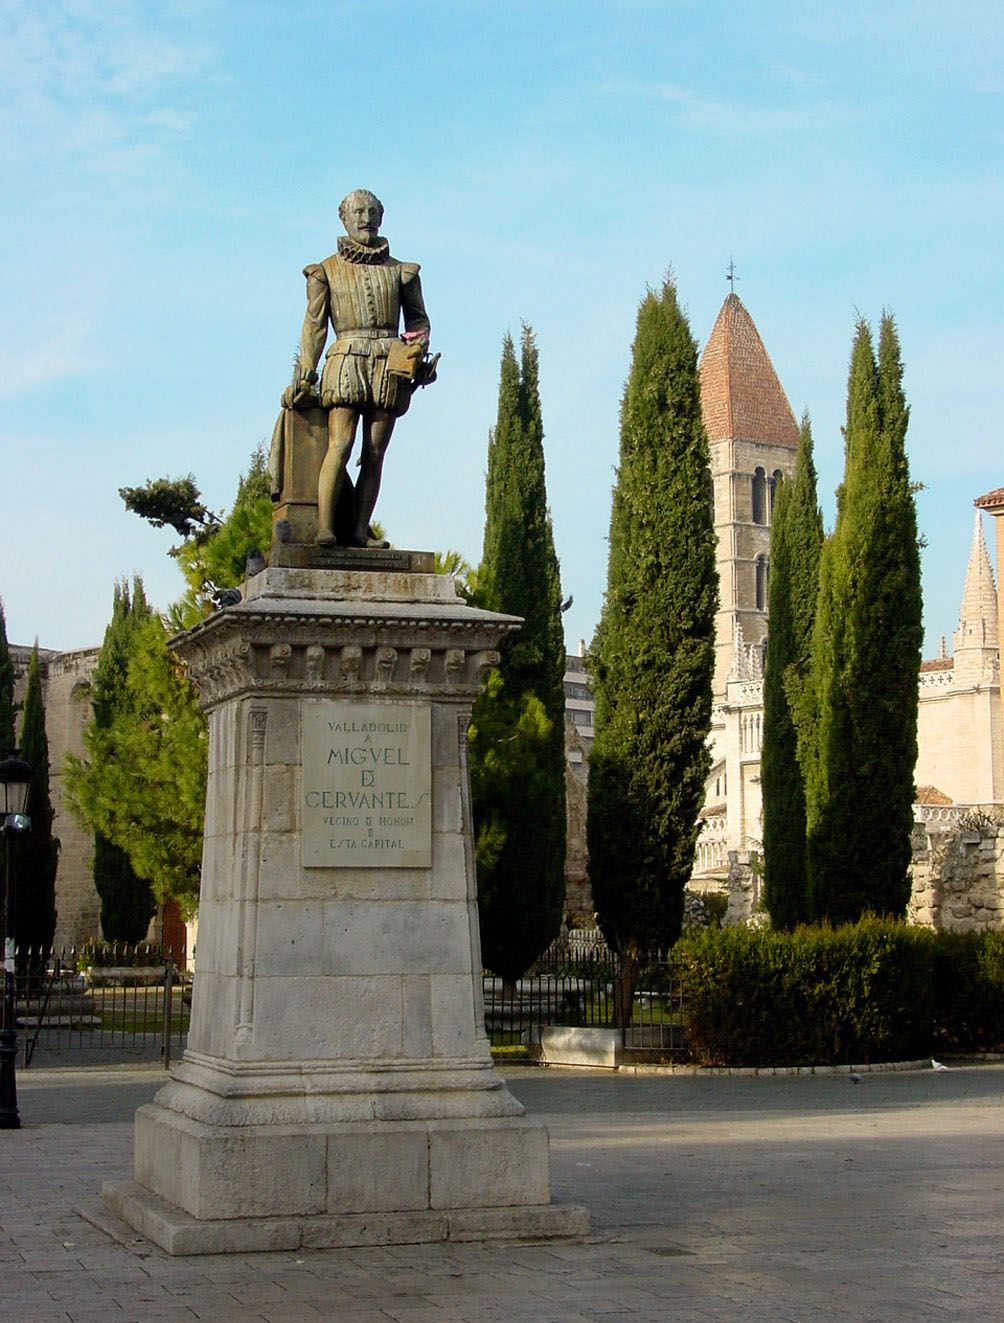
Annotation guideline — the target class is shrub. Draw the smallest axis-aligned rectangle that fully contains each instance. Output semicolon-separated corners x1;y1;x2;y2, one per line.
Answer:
677;918;935;1066
702;893;729;930
931;930;1004;1054
78;940;170;970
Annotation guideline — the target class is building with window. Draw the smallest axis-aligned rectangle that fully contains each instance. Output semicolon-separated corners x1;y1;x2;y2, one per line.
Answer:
690;296;1002;926
562;291;1002;930
700;292;800;697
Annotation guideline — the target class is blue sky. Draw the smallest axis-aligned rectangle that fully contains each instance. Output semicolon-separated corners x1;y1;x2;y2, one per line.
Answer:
2;0;1001;658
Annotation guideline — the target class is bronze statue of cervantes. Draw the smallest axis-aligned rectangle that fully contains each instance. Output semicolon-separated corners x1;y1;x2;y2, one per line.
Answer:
270;189;437;549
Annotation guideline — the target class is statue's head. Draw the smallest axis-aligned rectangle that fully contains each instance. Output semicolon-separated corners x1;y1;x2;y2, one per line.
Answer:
339;189;384;246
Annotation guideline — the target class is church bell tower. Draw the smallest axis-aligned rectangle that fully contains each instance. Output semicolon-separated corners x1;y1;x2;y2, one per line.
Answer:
698;293;800;698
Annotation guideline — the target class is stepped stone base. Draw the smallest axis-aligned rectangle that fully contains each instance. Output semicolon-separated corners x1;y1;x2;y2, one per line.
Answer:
104;1092;588;1254
103;1178;587;1255
128;1098;549;1219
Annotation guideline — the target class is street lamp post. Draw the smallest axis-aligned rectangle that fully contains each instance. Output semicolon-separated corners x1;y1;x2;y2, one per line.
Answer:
0;752;32;1131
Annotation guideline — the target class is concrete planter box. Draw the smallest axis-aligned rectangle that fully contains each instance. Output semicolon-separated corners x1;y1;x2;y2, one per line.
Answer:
538;1026;623;1069
83;966;165;988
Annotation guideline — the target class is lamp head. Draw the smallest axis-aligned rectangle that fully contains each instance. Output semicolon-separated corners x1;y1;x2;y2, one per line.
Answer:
0;752;31;824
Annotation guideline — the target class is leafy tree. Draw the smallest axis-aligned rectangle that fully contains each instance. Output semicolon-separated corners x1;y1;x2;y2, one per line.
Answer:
587;278;718;1022
471;327;566;983
172;451;271;621
68;452;270;919
761;415;823;929
0;602;14;933
86;580;157;942
803;315;922;922
67;618;206;917
16;646;59;977
119;474;221;540
123;447;272;630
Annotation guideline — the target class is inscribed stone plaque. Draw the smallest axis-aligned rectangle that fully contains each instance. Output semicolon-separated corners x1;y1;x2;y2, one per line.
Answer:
302;701;432;867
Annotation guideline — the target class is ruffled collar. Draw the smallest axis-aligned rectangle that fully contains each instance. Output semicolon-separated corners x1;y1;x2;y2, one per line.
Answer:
337;235;390;265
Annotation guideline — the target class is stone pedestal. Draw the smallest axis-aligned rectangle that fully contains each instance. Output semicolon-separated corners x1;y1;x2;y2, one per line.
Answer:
103;563;586;1253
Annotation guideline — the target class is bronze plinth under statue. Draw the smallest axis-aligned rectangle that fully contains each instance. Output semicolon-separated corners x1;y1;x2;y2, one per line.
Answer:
268;189;439;552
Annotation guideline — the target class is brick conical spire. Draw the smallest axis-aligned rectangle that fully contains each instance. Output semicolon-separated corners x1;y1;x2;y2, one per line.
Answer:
698;293;798;447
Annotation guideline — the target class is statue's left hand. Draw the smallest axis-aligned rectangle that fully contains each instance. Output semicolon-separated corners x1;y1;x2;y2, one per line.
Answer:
415;352;440;387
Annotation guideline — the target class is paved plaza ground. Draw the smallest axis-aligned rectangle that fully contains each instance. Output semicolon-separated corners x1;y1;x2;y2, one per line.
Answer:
2;1059;1002;1321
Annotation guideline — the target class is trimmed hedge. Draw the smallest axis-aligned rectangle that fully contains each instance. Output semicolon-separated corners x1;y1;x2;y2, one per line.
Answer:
677;918;945;1067
931;930;1004;1055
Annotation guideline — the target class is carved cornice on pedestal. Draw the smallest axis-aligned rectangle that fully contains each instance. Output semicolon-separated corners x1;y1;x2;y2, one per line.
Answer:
170;592;514;711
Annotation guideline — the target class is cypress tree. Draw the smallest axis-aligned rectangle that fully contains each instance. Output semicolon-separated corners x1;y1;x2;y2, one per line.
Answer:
471;326;566;983
0;602;14;757
0;603;14;935
871;313;922;900
761;415;823;929
587;279;717;1020
89;580;157;943
804;316;922;922
16;646;58;977
67;617;206;917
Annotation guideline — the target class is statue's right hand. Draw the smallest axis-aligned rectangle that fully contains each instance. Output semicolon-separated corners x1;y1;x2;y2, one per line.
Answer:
282;376;317;409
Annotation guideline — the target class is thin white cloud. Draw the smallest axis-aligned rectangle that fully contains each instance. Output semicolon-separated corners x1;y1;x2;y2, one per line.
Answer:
0;316;96;400
144;108;198;141
768;61;832;93
599;79;860;136
0;1;214;169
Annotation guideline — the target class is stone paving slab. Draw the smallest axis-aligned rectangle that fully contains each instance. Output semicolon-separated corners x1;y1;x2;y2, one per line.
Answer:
2;1062;1003;1320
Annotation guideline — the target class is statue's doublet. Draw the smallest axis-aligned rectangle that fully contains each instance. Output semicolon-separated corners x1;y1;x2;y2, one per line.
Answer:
298;236;430;417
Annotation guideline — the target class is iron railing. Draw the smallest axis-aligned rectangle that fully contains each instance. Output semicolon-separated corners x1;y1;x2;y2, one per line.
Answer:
482;936;687;1055
15;944;190;1068
15;937;686;1067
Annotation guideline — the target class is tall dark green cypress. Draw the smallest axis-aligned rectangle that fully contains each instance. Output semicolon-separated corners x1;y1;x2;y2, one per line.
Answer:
587;279;717;1020
872;312;923;901
804;316;922;922
761;415;823;929
471;326;566;982
89;580;157;943
0;602;14;757
0;602;15;935
16;645;58;974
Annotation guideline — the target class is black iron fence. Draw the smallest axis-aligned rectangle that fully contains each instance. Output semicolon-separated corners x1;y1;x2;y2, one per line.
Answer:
14;944;190;1068
15;936;685;1068
482;934;687;1056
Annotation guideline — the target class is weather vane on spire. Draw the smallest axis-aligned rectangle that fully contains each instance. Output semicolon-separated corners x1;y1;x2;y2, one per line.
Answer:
726;256;738;293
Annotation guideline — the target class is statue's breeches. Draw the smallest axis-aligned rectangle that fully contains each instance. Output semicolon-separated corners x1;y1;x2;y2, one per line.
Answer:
320;339;412;417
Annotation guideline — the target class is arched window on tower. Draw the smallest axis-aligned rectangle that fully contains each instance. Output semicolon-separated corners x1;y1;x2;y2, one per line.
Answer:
755;555;769;610
768;469;784;519
752;468;767;524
